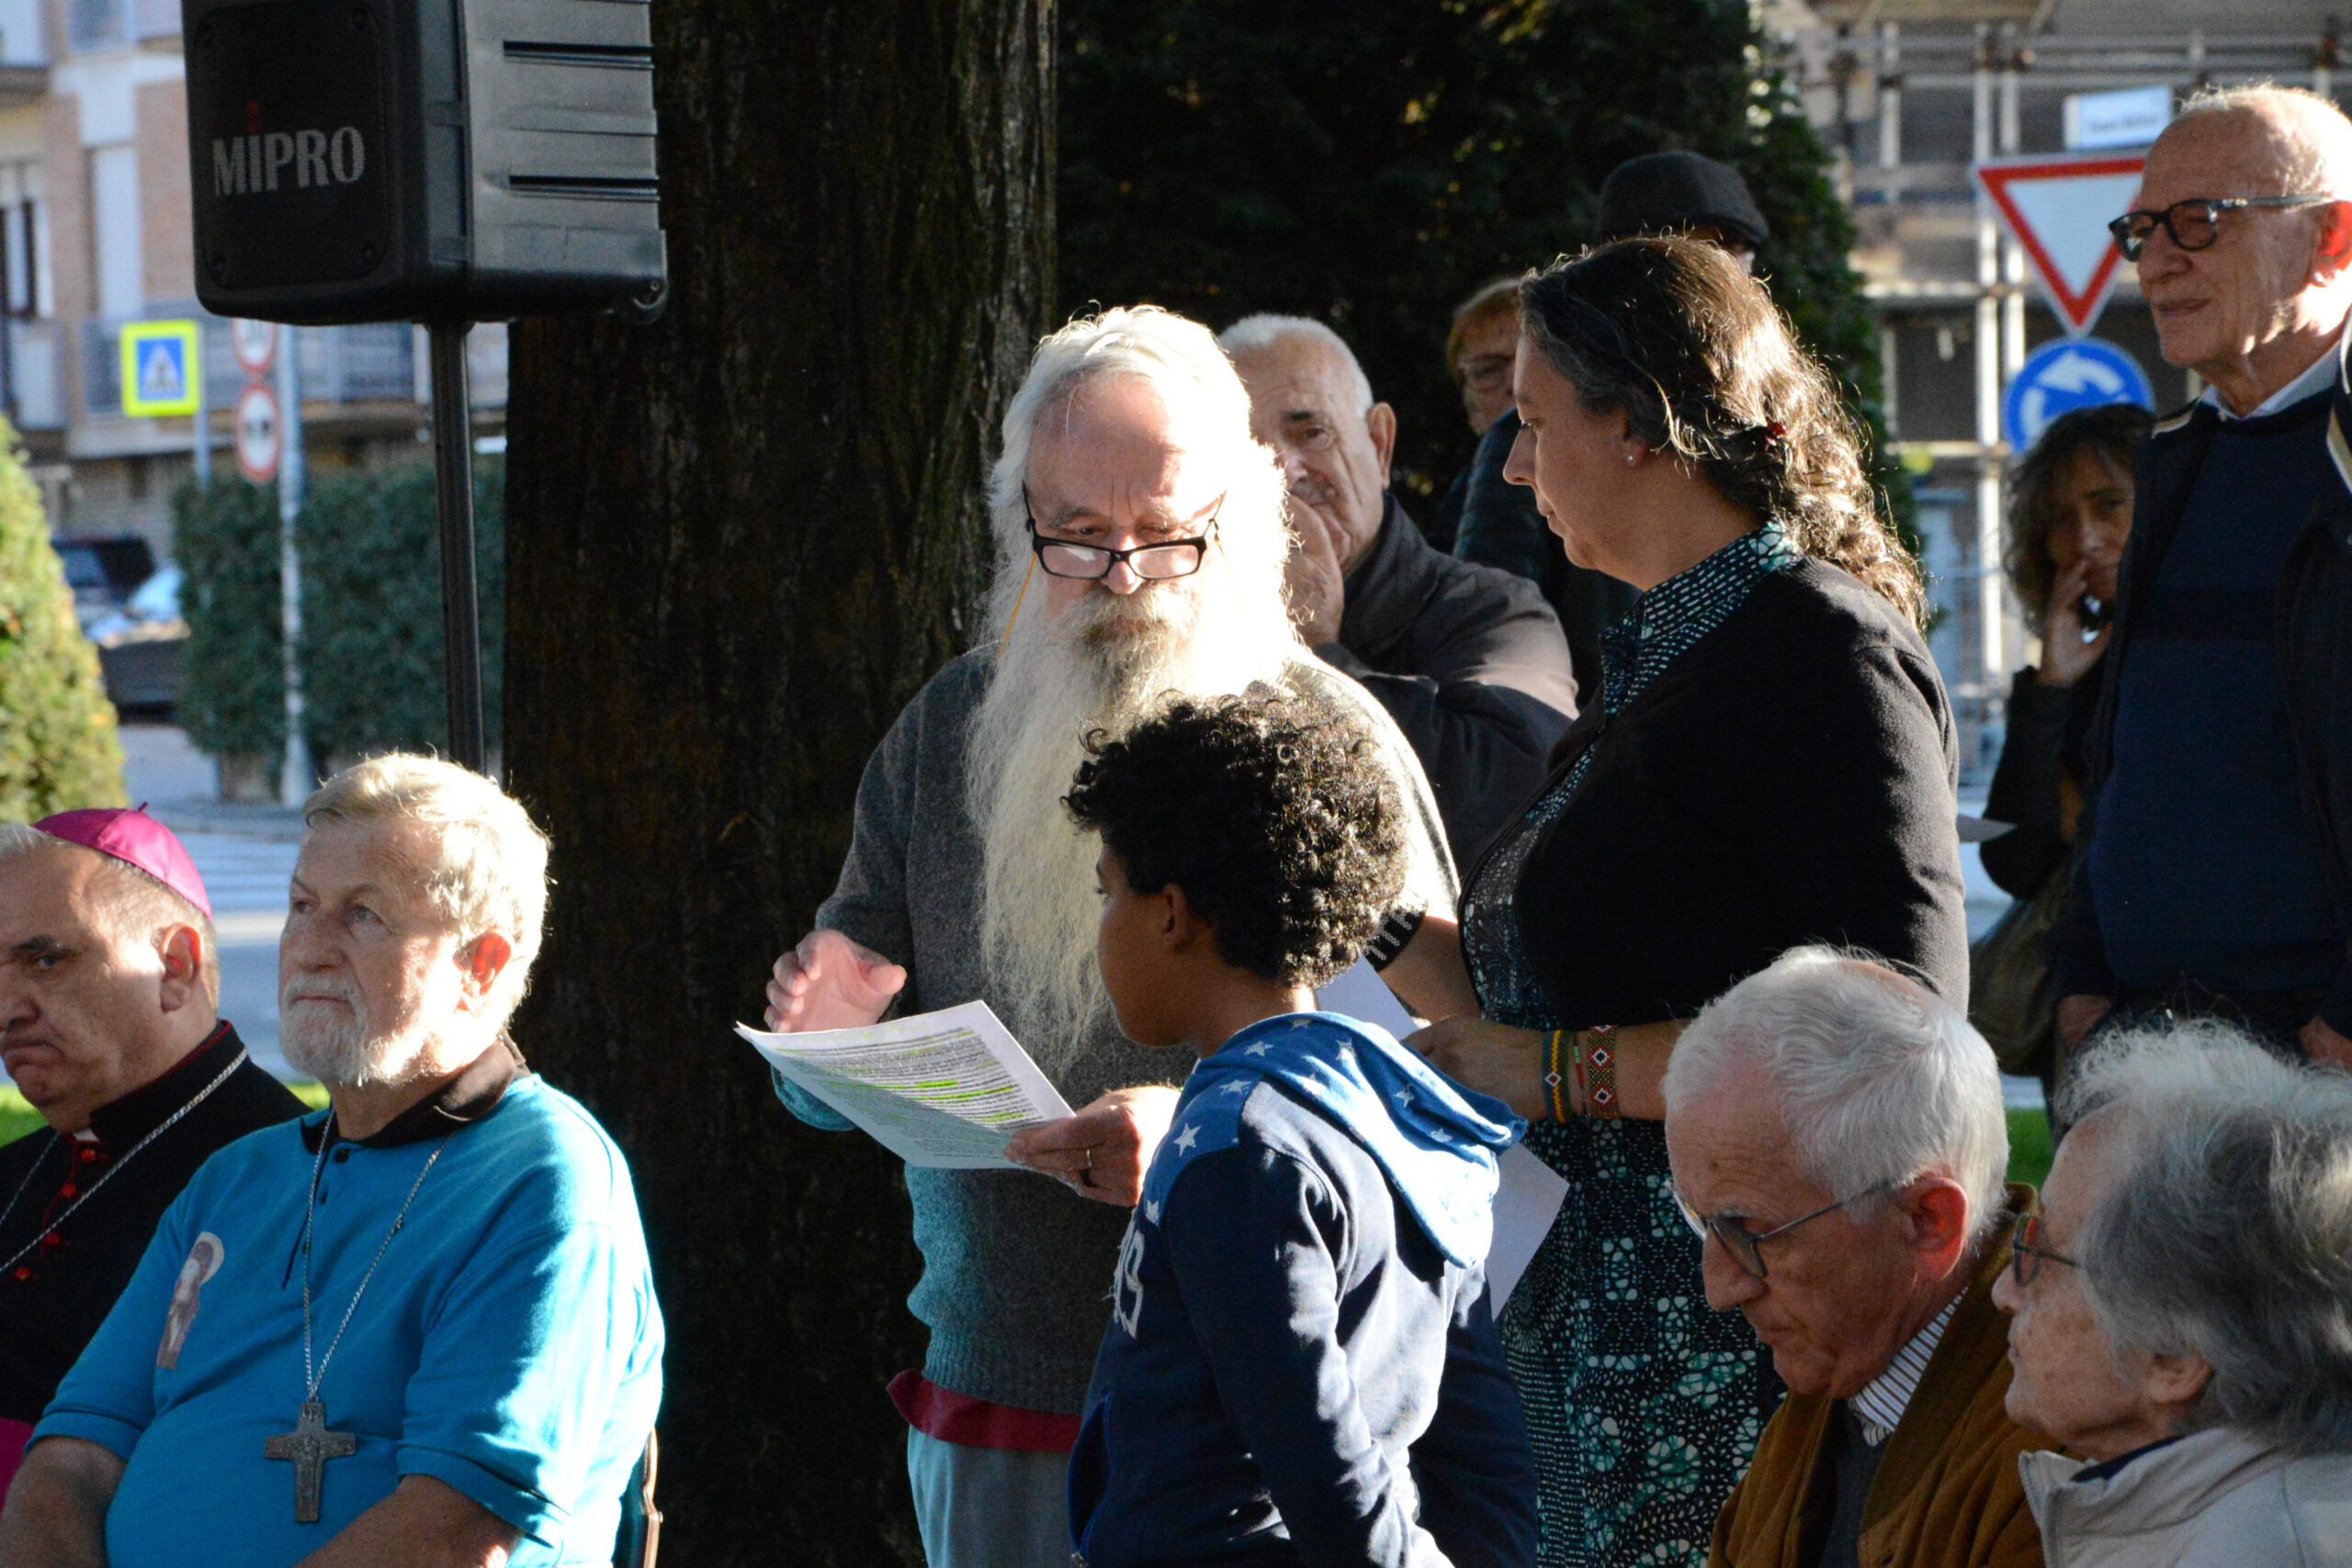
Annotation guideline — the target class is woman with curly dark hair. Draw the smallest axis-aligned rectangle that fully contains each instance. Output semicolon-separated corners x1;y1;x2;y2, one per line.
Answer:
1980;402;2152;901
1412;237;1968;1567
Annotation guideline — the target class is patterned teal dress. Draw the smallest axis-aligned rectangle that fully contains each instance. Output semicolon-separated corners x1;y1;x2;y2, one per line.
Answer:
1461;526;1797;1568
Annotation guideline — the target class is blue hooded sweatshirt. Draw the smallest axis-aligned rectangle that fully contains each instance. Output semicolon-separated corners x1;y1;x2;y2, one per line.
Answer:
1068;1011;1539;1568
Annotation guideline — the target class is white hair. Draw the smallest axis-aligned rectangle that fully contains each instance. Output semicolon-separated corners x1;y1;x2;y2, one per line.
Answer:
967;308;1302;1074
1664;947;2010;1245
982;306;1294;648
1215;314;1377;415
301;753;549;1030
0;821;220;1003
2061;1022;2352;1453
2169;84;2352;197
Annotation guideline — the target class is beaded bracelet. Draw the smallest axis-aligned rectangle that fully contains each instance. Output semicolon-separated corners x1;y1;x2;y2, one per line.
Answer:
1544;1031;1571;1122
1584;1024;1622;1119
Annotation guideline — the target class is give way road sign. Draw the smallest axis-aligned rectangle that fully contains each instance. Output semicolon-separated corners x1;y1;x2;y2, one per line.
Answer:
1974;152;2146;336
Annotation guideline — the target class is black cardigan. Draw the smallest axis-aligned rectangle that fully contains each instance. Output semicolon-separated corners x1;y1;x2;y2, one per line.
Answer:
1979;666;2099;900
1490;558;1969;1028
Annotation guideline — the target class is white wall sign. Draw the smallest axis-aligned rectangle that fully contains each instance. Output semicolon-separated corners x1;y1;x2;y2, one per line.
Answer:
2064;85;2172;152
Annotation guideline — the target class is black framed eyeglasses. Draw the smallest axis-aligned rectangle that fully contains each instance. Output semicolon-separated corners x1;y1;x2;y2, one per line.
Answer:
1022;485;1222;581
2108;195;2334;261
1671;1178;1898;1280
2007;1211;2079;1289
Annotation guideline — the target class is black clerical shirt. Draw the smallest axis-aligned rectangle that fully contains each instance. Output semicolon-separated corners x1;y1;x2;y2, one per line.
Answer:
0;1022;306;1422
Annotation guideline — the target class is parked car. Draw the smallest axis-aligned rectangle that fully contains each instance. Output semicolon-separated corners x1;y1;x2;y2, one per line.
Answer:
86;566;187;716
55;531;187;717
53;535;156;634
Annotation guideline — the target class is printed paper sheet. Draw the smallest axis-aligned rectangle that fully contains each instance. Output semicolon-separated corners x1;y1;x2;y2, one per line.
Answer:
739;1000;1075;1169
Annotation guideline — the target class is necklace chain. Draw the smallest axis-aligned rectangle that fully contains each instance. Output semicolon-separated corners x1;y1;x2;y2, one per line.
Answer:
0;1047;252;1280
299;1112;448;1402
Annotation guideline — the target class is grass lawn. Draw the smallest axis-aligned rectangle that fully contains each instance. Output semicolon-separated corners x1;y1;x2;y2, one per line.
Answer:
2007;1105;2054;1190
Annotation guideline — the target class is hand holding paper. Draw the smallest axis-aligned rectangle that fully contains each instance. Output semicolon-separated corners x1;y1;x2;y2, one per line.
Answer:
740;1000;1073;1169
1004;1085;1181;1206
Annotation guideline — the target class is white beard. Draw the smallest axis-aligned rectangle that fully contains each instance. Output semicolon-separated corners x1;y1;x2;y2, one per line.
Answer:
280;973;429;1089
967;576;1296;1080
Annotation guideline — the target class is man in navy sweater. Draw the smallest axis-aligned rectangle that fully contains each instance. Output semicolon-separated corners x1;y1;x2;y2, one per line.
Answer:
1062;689;1537;1568
2054;85;2352;1067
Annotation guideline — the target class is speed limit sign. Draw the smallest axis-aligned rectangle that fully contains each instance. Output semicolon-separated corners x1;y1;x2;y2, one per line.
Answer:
234;382;283;484
231;318;277;378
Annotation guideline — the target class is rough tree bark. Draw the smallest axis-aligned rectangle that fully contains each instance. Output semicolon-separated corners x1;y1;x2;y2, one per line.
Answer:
502;1;1053;1561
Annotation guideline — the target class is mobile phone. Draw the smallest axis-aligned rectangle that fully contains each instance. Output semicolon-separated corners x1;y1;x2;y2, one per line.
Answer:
2079;593;2110;635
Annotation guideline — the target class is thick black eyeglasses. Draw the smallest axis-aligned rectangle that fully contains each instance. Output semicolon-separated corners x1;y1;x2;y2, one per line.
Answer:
2007;1211;2079;1289
1672;1179;1898;1280
1022;485;1222;581
2108;195;2333;260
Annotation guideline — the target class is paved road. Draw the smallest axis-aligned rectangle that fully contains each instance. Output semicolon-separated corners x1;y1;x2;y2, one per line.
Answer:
179;829;297;1079
3;727;299;1092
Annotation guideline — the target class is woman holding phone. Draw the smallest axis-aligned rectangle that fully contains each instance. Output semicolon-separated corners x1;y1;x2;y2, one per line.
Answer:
1981;403;2153;901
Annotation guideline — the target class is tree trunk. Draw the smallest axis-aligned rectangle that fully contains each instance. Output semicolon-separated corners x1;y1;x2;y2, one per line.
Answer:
502;0;1053;1559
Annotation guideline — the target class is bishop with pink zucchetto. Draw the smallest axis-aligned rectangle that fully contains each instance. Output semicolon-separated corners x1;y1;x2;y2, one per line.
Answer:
0;808;304;1502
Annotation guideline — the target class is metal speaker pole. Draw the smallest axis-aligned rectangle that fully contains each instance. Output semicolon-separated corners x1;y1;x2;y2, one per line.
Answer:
427;319;486;773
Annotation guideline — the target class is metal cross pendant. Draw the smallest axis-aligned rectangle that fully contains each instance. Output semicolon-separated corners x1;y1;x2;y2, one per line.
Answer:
265;1397;358;1522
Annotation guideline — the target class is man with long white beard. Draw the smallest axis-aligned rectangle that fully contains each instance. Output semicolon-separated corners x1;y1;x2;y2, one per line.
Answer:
763;305;1468;1568
0;756;663;1568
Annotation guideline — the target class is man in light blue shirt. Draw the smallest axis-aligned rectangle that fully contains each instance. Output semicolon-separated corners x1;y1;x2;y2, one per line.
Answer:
0;755;662;1568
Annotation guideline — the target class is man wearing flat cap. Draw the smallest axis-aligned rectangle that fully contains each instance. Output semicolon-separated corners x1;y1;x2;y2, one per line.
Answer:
0;810;304;1500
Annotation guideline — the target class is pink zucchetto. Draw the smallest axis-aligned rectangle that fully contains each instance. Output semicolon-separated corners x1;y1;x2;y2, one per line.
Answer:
32;807;213;919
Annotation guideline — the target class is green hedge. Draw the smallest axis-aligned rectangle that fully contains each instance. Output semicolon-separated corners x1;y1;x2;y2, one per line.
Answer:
297;460;504;765
0;416;123;814
173;459;504;778
174;475;286;768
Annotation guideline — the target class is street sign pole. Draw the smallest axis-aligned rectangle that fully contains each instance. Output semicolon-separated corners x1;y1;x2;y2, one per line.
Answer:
277;326;311;807
428;320;486;773
194;334;210;486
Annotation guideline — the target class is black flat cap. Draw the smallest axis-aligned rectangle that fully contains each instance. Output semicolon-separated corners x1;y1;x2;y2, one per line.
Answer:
1594;151;1770;250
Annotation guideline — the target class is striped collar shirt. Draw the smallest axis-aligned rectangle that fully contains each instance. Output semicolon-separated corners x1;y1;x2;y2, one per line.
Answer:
1849;1295;1962;1447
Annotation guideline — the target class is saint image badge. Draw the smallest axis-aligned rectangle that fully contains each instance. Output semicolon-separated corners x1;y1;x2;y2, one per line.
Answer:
157;1231;225;1370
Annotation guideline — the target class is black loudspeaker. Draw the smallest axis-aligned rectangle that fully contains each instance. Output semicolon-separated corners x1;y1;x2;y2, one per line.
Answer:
183;0;666;325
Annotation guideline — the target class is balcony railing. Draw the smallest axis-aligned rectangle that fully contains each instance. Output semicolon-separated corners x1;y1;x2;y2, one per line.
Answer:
67;0;175;51
83;314;422;417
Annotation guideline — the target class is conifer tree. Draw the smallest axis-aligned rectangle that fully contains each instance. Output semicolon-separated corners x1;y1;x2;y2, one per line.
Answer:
0;420;123;818
1059;0;1899;515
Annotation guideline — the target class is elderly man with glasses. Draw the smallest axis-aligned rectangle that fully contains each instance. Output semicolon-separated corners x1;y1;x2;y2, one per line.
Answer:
1995;1023;2352;1565
1663;948;2055;1568
2053;84;2352;1070
761;305;1464;1568
1218;312;1577;863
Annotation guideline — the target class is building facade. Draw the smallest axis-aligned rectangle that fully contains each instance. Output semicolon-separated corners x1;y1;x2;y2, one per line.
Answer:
1770;0;2343;776
9;0;504;568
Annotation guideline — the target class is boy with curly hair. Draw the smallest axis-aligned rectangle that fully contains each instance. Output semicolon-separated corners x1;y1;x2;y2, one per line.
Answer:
1062;686;1537;1568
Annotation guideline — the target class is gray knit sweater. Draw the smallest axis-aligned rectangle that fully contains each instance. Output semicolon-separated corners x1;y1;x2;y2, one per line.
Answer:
773;649;1459;1415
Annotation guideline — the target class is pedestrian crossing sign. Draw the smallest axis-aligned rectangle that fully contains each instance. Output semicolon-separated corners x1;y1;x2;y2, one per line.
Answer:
121;320;202;416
